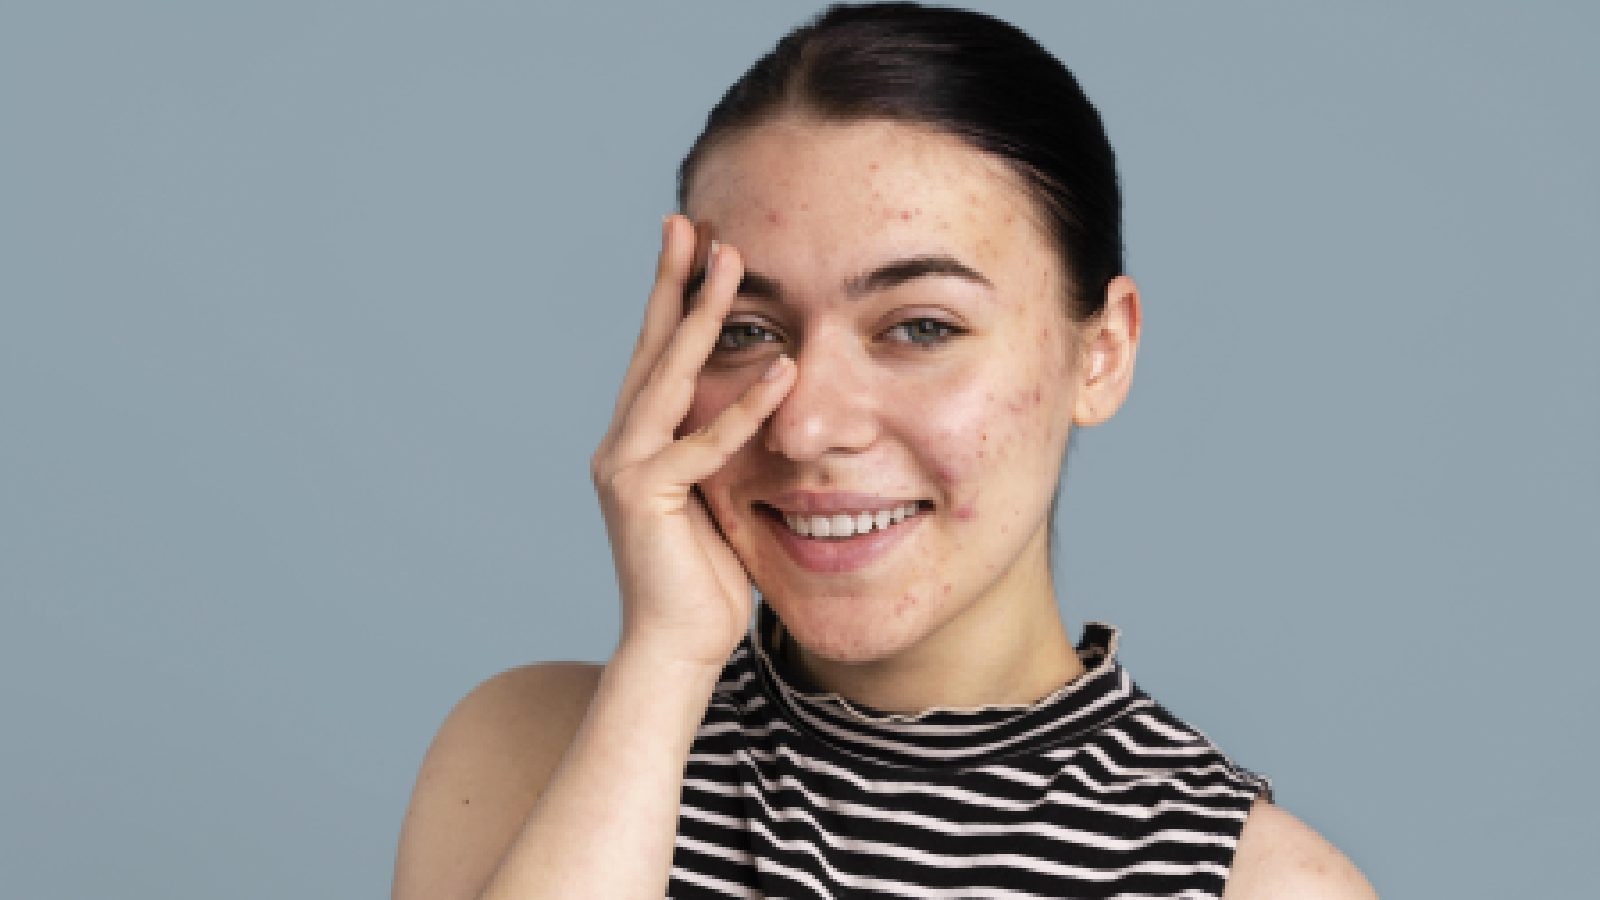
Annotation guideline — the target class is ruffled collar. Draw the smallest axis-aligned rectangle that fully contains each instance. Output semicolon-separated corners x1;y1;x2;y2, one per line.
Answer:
747;602;1145;770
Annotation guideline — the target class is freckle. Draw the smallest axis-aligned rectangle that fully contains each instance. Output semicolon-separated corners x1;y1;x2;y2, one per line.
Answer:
868;161;880;171
899;209;911;221
765;210;782;226
942;583;952;596
981;432;988;441
1032;387;1042;404
799;202;809;211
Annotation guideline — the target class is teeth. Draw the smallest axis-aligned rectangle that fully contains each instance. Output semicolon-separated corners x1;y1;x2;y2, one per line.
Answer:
781;503;921;539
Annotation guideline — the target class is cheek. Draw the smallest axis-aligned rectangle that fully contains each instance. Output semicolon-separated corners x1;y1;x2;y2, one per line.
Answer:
889;357;1063;516
676;375;744;438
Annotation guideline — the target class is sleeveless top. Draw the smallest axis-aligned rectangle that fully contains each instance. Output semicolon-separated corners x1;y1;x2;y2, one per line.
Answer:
667;604;1273;899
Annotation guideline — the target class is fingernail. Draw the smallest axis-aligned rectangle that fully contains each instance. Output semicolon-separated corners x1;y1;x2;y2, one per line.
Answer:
706;239;720;280
762;354;789;381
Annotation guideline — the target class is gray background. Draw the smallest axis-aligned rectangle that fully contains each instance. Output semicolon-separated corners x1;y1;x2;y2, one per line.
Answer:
3;1;1595;897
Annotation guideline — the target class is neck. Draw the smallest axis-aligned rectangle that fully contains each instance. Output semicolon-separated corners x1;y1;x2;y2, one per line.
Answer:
778;530;1084;713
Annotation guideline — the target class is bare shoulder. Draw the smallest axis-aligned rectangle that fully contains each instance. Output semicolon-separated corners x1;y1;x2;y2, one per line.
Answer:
392;660;604;900
1224;799;1377;900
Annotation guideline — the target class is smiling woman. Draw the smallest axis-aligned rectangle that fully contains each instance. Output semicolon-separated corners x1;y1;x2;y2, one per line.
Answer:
392;4;1374;899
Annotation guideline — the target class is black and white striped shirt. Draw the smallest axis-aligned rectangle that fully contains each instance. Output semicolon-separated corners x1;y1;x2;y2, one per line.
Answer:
668;603;1272;899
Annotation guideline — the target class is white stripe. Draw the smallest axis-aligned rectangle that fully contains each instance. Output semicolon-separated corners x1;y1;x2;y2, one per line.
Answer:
687;735;1258;812
774;665;1136;742
682;771;1234;851
691;805;1228;892
668;846;761;899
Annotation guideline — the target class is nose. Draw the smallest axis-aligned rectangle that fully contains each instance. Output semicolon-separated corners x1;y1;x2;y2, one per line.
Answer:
763;336;879;462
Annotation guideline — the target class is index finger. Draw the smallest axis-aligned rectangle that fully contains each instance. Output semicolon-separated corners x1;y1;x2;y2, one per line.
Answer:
601;214;707;447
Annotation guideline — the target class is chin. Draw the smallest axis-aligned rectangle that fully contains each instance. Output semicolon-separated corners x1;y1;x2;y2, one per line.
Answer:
758;581;940;664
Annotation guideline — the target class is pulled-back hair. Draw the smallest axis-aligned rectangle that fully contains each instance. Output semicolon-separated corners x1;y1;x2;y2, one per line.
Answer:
676;1;1123;321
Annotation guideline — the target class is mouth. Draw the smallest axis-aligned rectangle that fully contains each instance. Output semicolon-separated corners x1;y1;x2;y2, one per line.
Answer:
750;496;934;574
754;500;935;539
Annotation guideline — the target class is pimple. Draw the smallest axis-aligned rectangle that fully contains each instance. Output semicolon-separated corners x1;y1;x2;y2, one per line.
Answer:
899;209;912;221
1032;386;1042;405
942;583;953;596
765;209;783;226
954;502;976;521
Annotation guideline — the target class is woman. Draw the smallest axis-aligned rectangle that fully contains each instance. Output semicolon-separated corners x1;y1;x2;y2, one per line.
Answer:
394;4;1375;898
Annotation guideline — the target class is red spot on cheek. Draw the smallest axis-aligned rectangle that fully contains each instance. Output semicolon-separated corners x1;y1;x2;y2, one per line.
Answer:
899;209;912;221
1032;387;1042;405
954;503;976;521
765;210;783;226
868;161;881;172
942;583;953;596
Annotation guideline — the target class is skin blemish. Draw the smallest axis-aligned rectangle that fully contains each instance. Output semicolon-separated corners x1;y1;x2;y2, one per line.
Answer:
1032;386;1042;405
868;161;881;172
765;209;783;226
954;503;976;521
899;209;912;221
942;583;953;596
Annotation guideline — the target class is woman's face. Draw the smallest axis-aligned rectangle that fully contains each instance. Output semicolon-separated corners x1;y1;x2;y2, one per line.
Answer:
682;117;1084;663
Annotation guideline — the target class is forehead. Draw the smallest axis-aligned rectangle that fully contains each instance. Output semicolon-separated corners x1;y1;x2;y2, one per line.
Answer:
685;117;1061;297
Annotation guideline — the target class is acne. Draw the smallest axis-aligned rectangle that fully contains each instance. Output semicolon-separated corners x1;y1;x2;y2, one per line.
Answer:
765;209;784;227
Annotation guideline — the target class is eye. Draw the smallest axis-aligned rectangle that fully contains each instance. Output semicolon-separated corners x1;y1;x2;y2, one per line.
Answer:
714;320;780;352
884;317;962;347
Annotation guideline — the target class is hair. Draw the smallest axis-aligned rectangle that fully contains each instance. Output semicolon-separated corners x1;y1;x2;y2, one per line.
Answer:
675;1;1124;323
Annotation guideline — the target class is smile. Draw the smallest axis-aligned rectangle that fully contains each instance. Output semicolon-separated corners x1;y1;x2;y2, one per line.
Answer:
754;498;933;574
779;503;924;539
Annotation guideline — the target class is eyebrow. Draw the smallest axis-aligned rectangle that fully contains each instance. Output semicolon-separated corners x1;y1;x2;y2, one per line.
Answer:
683;253;992;305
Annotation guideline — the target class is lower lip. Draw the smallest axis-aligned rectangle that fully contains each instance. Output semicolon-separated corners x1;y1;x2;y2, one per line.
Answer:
762;510;925;574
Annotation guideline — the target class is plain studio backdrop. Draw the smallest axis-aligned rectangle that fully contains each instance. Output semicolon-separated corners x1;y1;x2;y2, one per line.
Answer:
2;1;1595;896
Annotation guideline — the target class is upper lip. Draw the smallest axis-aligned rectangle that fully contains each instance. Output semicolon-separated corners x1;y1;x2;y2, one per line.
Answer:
758;491;929;515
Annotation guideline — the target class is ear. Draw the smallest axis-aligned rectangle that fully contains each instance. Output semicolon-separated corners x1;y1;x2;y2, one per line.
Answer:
1071;275;1142;427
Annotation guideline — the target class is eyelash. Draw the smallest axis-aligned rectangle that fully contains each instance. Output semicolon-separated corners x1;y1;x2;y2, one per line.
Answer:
714;317;965;353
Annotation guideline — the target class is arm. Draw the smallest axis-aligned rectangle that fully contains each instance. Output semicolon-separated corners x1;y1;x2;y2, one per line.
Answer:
1224;799;1378;900
393;219;793;900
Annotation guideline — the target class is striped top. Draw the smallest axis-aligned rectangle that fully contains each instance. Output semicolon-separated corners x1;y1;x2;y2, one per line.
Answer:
668;604;1273;899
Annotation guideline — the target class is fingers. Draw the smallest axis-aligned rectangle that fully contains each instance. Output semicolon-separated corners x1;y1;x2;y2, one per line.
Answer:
611;237;745;463
602;215;699;449
636;355;794;495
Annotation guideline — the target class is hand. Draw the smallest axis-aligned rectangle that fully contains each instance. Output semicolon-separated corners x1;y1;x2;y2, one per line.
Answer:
589;215;795;671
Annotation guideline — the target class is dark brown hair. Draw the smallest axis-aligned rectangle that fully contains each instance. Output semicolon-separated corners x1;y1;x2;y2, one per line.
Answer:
676;1;1124;321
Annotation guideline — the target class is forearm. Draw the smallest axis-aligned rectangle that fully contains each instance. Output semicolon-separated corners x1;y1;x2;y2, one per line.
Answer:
475;642;719;900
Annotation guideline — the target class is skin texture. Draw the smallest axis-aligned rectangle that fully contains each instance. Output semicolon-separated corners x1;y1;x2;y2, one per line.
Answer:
390;116;1376;900
680;116;1129;711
